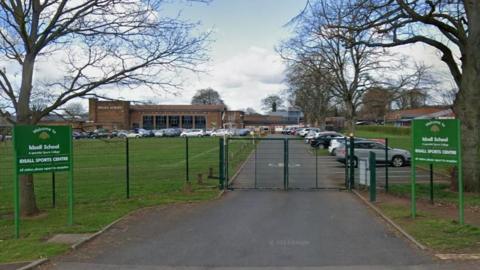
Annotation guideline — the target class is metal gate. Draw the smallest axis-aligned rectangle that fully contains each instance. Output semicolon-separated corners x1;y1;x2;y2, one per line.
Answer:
225;137;347;190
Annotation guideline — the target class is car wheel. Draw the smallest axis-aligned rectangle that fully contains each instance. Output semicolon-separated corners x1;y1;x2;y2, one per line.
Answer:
331;148;336;156
391;156;405;167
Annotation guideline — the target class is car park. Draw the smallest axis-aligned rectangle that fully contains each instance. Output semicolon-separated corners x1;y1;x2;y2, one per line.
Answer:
162;128;182;137
335;141;411;167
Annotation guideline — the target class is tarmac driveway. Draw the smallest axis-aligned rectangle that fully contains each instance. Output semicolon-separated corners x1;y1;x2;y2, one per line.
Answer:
40;190;441;270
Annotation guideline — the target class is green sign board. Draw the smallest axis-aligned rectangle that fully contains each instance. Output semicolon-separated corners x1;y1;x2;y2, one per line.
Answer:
12;125;74;239
412;119;460;165
14;125;72;174
411;118;463;225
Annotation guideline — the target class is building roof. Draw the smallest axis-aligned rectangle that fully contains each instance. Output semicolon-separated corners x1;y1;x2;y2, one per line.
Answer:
130;104;227;112
385;106;450;121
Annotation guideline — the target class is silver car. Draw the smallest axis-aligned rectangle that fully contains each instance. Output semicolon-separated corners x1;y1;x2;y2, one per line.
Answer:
336;140;411;167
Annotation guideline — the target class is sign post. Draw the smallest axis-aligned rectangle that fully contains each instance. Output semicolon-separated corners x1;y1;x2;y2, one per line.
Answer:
411;119;463;224
13;125;73;238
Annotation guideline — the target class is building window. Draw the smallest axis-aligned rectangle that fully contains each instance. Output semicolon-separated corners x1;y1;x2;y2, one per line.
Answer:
195;116;206;129
143;115;154;130
155;115;167;129
182;116;193;129
169;115;180;128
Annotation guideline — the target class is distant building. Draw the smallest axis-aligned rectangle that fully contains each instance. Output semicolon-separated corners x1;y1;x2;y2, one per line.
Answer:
88;98;244;130
385;106;454;127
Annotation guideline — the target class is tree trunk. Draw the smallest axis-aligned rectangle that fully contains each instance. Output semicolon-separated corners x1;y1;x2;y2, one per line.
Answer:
454;38;480;192
17;54;40;216
20;175;39;216
344;101;356;134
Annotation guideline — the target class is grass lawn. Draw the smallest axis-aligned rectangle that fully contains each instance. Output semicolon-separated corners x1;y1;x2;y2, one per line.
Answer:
379;203;480;252
0;137;253;263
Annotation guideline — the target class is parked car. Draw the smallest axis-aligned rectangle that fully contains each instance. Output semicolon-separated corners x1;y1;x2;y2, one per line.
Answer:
153;129;165;137
181;129;205;137
336;141;411;167
328;137;369;155
211;129;233;137
73;131;90;140
114;130;129;138
126;132;141;138
204;129;215;136
298;128;320;137
91;128;111;139
310;132;343;149
304;129;323;143
137;128;153;137
163;128;182;137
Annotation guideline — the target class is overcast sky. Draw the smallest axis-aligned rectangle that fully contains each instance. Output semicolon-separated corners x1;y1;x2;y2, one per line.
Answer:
97;0;452;111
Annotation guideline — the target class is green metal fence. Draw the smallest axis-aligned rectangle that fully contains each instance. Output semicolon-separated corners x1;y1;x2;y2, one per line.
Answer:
0;137;225;219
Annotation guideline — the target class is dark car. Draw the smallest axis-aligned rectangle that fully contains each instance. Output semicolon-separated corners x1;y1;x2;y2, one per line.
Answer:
310;132;343;149
90;128;112;139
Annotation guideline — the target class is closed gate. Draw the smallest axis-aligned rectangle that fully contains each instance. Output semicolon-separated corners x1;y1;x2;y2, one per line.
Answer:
225;137;347;190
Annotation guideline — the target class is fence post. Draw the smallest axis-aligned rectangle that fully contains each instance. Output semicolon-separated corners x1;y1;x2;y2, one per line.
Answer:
349;136;355;190
185;136;189;183
219;138;224;190
344;137;348;189
369;151;376;202
126;138;130;199
315;146;318;189
284;139;288;190
430;164;434;204
254;139;257;189
385;138;389;192
52;172;56;207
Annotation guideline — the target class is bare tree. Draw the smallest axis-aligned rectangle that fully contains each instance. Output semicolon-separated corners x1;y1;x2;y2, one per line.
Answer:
261;95;284;113
282;0;388;132
63;102;86;119
284;60;333;129
0;0;210;216
191;88;224;105
337;0;480;192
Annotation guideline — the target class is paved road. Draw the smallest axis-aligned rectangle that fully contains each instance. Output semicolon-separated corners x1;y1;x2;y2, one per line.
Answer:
41;191;447;270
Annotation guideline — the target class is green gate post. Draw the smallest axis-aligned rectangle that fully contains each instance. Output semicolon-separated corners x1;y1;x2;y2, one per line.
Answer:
369;151;376;202
52;172;56;208
284;139;288;190
219;138;224;190
344;137;348;189
349;136;355;190
315;146;318;189
225;137;229;187
254;139;257;189
185;136;189;183
429;164;434;204
411;126;417;219
67;126;74;226
13;131;19;238
126;138;130;199
385;138;389;192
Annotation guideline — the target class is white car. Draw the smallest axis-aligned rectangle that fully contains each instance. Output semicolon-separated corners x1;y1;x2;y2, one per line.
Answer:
180;129;205;137
153;129;165;137
328;137;349;155
126;132;141;138
304;129;322;143
298;128;319;137
211;129;233;137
